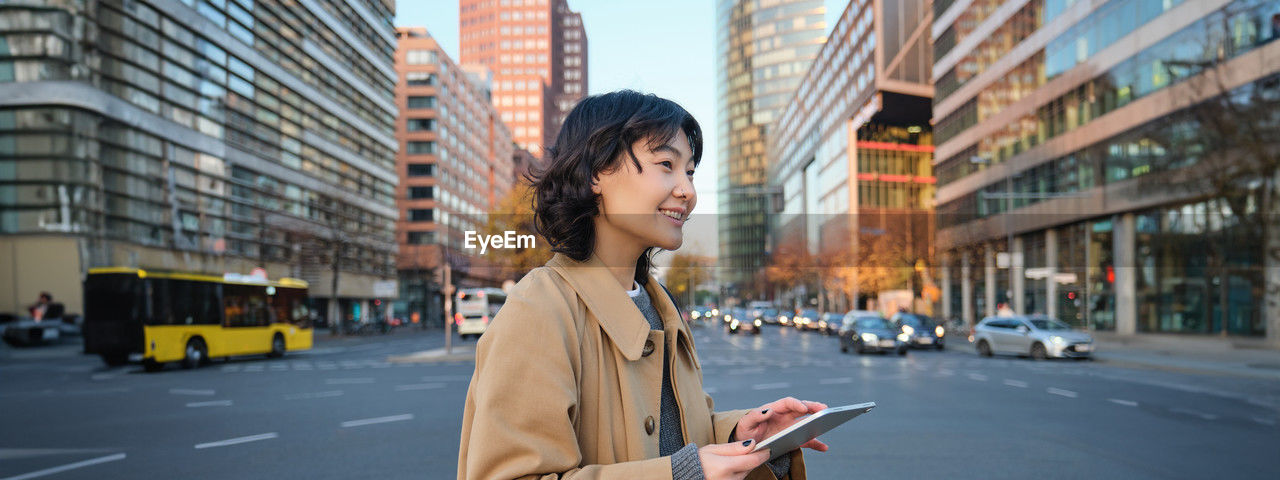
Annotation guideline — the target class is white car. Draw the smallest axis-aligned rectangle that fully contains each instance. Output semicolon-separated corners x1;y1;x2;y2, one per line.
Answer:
972;315;1093;360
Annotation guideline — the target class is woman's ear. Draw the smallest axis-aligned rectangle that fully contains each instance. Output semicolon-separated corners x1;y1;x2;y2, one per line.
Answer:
590;176;601;195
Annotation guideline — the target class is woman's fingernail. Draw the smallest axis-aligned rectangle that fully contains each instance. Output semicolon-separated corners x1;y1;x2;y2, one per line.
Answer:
761;409;769;415
742;439;753;446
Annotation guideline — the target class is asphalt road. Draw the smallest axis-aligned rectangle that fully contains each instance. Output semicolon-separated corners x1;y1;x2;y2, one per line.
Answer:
2;324;1278;479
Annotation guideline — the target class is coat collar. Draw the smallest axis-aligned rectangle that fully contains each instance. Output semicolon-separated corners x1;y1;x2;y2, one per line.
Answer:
546;253;689;361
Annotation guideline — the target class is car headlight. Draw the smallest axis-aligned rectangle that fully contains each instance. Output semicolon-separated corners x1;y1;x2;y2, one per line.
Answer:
725;314;732;321
754;319;762;327
691;311;700;319
1051;335;1065;345
897;333;909;342
730;319;740;328
935;325;945;337
901;325;915;335
860;333;877;342
711;309;719;316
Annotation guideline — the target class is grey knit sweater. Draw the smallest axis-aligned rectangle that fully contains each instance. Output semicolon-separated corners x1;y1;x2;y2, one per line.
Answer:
630;283;791;480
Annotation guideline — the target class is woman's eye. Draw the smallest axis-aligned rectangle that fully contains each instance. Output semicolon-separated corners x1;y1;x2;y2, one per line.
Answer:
659;161;673;169
686;170;696;177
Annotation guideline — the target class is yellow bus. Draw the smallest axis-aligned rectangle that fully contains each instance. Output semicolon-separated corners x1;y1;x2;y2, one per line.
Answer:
82;267;312;371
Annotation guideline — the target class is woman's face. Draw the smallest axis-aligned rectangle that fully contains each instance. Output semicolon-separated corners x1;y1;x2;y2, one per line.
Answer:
592;130;698;252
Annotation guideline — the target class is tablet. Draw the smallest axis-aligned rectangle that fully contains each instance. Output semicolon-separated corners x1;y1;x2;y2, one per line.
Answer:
750;402;876;459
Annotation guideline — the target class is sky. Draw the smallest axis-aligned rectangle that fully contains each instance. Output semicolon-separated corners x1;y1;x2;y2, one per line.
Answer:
395;0;846;258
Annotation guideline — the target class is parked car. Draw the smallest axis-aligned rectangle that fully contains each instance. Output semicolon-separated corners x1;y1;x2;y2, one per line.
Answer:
972;315;1094;360
727;308;761;335
793;309;820;331
759;308;780;325
818;312;842;335
838;313;907;355
891;312;945;350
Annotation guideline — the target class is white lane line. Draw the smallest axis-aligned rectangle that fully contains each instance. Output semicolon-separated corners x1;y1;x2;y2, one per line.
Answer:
169;388;215;396
728;367;766;375
194;433;278;449
90;373;116;381
1047;388;1078;398
1108;398;1139;407
967;373;988;381
1003;379;1028;388
0;453;127;480
703;387;718;394
751;382;790;390
220;366;240;372
1251;416;1276;426
186;400;233;408
243;365;264;372
394;383;445;391
421;375;472;382
341;414;414;428
325;377;374;385
1170;408;1218;421
284;390;344;400
819;377;853;385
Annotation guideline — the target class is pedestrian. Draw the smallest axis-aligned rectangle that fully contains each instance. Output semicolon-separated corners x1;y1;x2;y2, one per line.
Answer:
997;302;1016;317
458;90;826;480
28;292;51;321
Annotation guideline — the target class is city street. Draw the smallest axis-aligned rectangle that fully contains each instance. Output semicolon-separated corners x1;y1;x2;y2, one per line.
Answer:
2;325;1278;479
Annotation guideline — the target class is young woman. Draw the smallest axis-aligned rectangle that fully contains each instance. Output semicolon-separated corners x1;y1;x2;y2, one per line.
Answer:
458;90;828;480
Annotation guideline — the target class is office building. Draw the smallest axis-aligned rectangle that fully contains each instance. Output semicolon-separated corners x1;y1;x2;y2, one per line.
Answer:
768;0;935;312
0;0;401;323
932;0;1280;342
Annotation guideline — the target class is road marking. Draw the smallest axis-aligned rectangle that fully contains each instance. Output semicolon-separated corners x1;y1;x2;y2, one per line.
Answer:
728;367;765;375
1107;398;1138;407
90;373;116;381
186;400;233;408
394;383;445;391
243;365;264;372
194;433;278;449
220;366;240;372
1251;416;1276;426
1047;388;1078;398
1003;379;1028;388
169;388;215;396
967;373;988;381
703;387;717;394
284;390;344;400
819;377;853;385
751;382;791;390
1170;408;1217;420
0;453;126;480
325;377;374;385
421;375;473;382
341;414;414;428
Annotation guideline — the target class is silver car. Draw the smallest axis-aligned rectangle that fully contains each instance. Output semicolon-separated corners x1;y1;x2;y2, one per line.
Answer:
973;315;1094;360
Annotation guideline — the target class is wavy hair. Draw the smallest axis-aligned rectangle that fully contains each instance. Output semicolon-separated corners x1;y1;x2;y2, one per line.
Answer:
531;90;703;285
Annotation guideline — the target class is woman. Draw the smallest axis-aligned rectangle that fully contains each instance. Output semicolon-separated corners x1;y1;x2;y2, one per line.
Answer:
458;90;828;480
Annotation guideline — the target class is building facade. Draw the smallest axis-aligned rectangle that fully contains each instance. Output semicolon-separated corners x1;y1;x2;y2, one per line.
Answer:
458;0;586;156
931;0;1280;343
768;0;935;312
716;0;827;300
0;0;401;324
394;27;515;327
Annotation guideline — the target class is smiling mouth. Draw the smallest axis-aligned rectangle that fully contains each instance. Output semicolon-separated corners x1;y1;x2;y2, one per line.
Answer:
659;209;686;222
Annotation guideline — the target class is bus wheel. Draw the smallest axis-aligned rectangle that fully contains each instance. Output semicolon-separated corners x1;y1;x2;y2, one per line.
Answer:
268;334;285;358
182;338;207;369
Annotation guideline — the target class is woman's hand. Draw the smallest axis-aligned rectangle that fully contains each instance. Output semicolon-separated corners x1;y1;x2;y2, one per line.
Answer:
734;397;831;453
698;439;771;480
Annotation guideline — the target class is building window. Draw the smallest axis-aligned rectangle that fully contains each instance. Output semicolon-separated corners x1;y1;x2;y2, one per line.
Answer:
406;118;435;131
406;96;437;109
408;187;434;199
407;231;436;244
408;208;434;221
406;72;436;86
405;50;437;65
406;141;435;154
407;164;435;176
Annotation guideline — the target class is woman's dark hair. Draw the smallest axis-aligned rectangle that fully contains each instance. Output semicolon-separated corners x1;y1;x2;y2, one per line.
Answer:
531;90;702;285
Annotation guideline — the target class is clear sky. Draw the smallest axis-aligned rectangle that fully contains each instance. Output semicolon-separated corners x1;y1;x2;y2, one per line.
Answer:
395;0;845;258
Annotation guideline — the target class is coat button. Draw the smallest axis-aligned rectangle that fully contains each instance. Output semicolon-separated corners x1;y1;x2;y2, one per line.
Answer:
644;416;656;435
641;340;655;357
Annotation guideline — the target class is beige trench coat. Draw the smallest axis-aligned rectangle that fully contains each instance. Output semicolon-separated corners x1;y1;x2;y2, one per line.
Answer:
458;253;806;479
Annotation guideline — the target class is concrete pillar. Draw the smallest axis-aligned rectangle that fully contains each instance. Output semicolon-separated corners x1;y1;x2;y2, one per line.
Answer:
1046;228;1058;320
1012;236;1026;314
359;299;370;323
941;252;953;321
961;250;974;330
1114;213;1137;335
984;243;997;318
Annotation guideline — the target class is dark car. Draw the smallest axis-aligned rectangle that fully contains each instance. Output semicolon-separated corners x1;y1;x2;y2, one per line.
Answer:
793;309;820;331
891;312;945;350
727;307;761;335
819;312;842;335
838;313;907;355
759;308;780;325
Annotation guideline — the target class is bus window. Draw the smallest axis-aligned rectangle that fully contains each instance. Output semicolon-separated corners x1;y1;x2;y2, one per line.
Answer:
148;278;172;325
224;286;247;327
170;280;221;325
